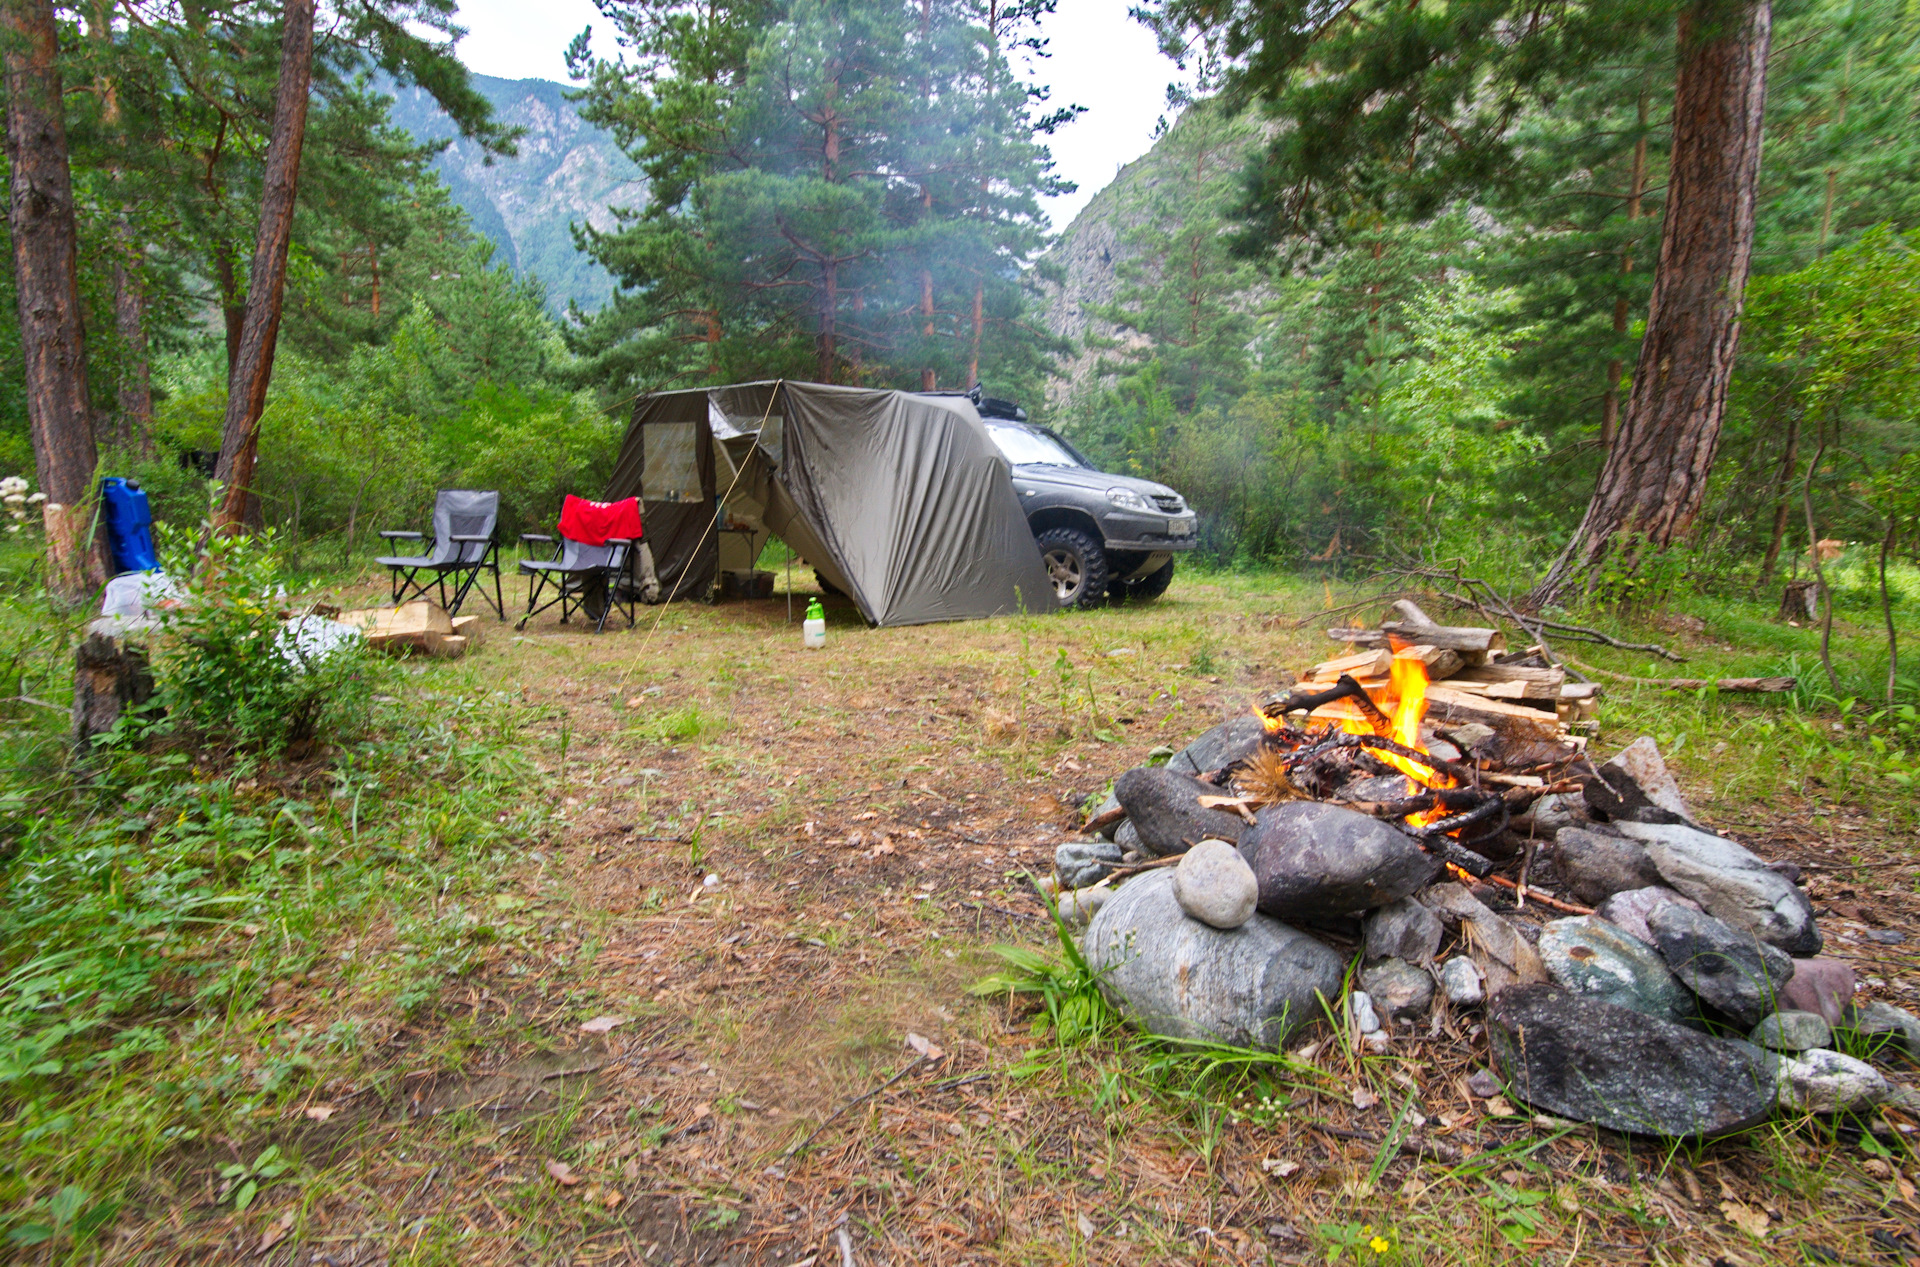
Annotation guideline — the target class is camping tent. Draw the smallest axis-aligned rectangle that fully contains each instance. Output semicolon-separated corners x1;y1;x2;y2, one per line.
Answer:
605;381;1054;626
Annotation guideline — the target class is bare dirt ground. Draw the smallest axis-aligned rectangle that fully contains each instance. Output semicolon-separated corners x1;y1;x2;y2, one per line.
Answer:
136;574;1920;1266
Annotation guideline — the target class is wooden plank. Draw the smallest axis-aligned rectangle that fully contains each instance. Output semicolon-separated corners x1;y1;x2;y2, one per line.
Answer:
1307;648;1393;680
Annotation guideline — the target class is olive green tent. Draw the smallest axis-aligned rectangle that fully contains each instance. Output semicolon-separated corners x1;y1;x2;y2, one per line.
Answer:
605;381;1052;626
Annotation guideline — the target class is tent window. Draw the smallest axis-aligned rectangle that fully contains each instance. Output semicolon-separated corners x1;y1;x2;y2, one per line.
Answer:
643;423;701;502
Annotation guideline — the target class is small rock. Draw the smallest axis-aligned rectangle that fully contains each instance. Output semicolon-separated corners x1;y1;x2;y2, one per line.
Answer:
1165;714;1270;780
1552;827;1665;906
1362;1031;1391;1055
1618;820;1822;956
1778;957;1856;1025
1600;736;1696;823
1466;1068;1502;1098
1363;897;1444;964
1777;1048;1892;1114
1055;882;1114;928
1646;903;1797;1030
1768;860;1805;886
1348;991;1381;1035
1592;886;1703;946
1055;839;1124;890
1361;958;1435;1021
1241;802;1441;920
1528;792;1585;839
1439;956;1485;1006
1113;819;1142;853
1538;916;1698;1026
1114;766;1249;857
1836;1001;1920;1058
1750;1011;1831;1053
1418;883;1549;995
1085;870;1344;1048
1867;929;1907;946
1172;839;1259;930
1489;984;1780;1138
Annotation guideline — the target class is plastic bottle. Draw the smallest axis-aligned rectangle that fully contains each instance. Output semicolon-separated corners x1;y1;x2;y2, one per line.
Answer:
803;597;827;648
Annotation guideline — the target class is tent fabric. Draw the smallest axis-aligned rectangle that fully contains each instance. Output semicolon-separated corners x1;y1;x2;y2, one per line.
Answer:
607;390;718;603
606;381;1052;627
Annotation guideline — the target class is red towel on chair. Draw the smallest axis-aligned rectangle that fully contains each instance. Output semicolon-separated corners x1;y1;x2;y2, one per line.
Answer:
558;495;644;545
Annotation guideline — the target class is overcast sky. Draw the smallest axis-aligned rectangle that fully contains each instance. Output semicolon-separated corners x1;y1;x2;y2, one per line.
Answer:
446;0;1186;230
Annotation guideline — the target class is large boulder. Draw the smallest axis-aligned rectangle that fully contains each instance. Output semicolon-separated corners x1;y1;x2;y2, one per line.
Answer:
1617;821;1822;956
1489;984;1781;1138
1113;767;1249;857
1090;715;1268;835
1240;802;1441;920
1551;827;1665;906
1084;870;1345;1048
1602;736;1696;823
1537;916;1698;1027
1172;839;1259;930
1645;903;1797;1030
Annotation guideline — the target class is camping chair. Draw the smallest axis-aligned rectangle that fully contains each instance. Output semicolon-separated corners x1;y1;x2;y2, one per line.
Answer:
374;489;505;618
516;529;640;634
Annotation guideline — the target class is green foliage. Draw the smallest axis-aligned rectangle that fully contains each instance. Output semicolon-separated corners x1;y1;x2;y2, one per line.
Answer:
969;882;1116;1045
570;0;1067;394
148;516;379;754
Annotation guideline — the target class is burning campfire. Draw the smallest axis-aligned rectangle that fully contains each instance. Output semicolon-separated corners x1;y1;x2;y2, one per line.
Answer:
1051;598;1899;1142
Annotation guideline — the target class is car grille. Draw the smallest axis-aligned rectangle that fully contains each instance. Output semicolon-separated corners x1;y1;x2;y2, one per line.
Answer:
1152;494;1185;514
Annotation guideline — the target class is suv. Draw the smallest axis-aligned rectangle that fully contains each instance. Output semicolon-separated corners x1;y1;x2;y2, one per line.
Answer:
971;394;1198;609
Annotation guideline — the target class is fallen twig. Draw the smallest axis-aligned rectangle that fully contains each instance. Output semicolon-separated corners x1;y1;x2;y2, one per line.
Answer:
1310;1121;1463;1163
1561;657;1794;693
1473;872;1591;914
783;1055;930;1158
541;1063;603;1081
1081;805;1126;834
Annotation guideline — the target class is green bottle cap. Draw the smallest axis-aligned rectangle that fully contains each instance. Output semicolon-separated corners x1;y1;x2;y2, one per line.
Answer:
806;598;824;621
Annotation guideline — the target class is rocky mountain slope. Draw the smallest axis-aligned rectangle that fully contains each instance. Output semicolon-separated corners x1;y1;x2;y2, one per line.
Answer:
386;74;641;314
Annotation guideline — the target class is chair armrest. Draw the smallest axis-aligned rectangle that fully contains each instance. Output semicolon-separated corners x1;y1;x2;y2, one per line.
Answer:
606;537;636;546
450;534;494;543
520;533;554;544
379;530;423;541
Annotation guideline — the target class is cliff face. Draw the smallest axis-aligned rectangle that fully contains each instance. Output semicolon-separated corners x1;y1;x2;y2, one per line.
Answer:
387;75;642;314
1038;103;1263;407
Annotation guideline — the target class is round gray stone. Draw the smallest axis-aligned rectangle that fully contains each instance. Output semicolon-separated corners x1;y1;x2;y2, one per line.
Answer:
1056;839;1125;890
1172;838;1259;930
1592;885;1702;946
1777;1048;1891;1114
1364;897;1445;964
1439;956;1484;1006
1551;827;1665;907
1084;869;1345;1048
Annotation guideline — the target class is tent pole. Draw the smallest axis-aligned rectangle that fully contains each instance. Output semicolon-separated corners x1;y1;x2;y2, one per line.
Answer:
786;545;793;623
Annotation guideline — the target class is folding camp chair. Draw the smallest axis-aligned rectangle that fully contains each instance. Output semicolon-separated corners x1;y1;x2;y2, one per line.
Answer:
516;530;640;634
374;489;505;618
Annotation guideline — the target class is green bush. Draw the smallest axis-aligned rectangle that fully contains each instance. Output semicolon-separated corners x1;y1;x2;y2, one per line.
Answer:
149;519;380;755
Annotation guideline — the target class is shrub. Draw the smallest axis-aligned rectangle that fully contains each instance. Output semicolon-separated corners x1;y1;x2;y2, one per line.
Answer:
149;517;379;755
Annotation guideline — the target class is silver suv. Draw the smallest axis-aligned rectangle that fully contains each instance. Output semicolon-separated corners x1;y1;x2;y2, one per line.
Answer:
977;408;1197;609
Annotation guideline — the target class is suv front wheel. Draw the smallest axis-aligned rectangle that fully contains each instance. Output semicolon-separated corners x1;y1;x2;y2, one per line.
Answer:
1036;526;1109;610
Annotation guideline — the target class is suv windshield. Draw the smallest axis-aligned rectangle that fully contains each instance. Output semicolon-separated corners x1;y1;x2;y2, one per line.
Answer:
987;422;1082;468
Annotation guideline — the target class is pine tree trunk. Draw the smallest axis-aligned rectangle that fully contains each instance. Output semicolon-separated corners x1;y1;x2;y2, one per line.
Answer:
211;0;314;536
4;0;106;604
1533;0;1770;605
111;222;154;457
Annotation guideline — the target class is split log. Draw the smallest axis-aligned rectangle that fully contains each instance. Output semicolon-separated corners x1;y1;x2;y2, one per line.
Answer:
1422;684;1561;733
1307;647;1393;681
338;599;467;659
1394;644;1464;679
1327;627;1388;648
1390;598;1441;627
1380;621;1506;660
1449;665;1565;701
1455;663;1565;688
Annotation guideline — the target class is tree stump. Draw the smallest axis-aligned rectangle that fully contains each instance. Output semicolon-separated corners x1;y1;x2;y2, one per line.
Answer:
1778;580;1819;622
72;632;154;753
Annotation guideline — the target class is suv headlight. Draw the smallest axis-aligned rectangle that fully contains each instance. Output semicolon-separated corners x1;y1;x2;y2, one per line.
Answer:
1105;487;1154;513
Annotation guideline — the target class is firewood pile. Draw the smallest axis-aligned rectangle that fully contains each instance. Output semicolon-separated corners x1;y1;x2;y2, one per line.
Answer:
1047;600;1918;1141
